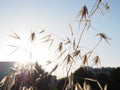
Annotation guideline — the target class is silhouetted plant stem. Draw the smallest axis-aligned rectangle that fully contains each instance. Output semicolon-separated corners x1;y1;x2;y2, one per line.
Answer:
87;39;101;59
77;23;87;49
93;39;102;51
67;62;73;77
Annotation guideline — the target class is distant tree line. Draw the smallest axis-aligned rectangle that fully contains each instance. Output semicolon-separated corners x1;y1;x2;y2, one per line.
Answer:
57;67;120;90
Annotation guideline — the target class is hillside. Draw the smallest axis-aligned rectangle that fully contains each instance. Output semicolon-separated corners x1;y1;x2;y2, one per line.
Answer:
0;62;14;80
57;67;120;90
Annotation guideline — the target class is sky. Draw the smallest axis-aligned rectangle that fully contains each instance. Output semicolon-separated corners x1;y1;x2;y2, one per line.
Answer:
0;0;120;72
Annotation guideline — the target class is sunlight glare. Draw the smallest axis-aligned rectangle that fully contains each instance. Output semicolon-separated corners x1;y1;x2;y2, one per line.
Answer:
3;30;53;66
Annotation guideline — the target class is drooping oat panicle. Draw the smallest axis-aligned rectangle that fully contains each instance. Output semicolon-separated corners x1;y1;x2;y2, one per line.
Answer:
9;31;20;39
81;51;93;65
93;33;111;50
63;54;73;65
30;32;36;42
92;56;101;66
81;54;88;66
72;50;81;58
96;33;111;45
105;3;110;12
58;42;63;52
85;51;93;58
76;5;88;21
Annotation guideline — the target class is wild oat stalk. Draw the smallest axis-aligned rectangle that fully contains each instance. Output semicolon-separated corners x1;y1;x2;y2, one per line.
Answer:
93;33;111;50
0;0;110;90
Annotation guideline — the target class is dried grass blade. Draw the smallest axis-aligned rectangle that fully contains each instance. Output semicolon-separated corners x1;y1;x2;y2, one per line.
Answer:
58;42;63;52
62;54;72;65
68;22;73;35
87;20;91;30
83;81;87;90
36;77;41;82
76;7;83;19
39;30;45;33
69;73;74;87
45;61;52;66
90;7;98;17
98;7;104;16
43;38;54;47
8;47;19;56
89;0;98;15
73;50;81;58
38;27;45;34
64;37;71;45
49;65;58;74
41;34;51;41
35;26;45;33
96;81;103;90
104;84;107;90
9;31;20;39
75;82;83;90
0;76;7;86
84;78;96;82
49;39;54;47
7;45;18;47
62;54;68;64
56;49;66;60
28;86;34;90
73;38;76;50
104;39;111;46
87;84;91;90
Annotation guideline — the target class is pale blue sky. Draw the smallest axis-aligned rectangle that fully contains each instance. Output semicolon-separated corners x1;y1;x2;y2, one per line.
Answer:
0;0;119;67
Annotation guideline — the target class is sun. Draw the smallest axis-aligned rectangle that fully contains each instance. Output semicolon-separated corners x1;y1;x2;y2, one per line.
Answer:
5;29;53;65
